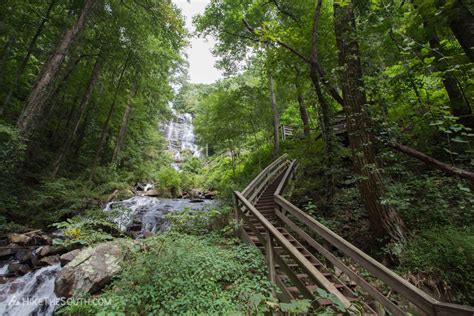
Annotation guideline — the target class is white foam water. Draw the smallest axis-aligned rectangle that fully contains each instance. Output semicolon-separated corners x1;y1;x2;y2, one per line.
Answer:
0;264;61;316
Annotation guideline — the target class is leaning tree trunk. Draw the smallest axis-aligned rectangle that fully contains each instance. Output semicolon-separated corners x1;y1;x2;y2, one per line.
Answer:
52;54;102;176
16;0;96;139
111;76;139;165
1;0;56;115
310;0;335;212
90;51;131;180
427;30;473;128
268;71;281;156
447;0;474;62
294;70;311;137
334;1;406;243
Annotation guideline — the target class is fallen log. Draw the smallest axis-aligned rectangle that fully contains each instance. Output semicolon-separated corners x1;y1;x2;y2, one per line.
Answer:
390;142;474;182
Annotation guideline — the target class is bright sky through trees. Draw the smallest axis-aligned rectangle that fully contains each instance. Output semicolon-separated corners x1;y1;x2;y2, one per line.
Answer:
173;0;223;84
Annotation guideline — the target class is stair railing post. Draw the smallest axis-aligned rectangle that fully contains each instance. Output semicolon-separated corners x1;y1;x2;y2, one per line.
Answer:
233;193;241;239
266;233;277;291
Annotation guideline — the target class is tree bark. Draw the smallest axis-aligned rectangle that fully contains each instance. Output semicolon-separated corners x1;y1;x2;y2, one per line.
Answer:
447;0;474;62
310;0;335;212
52;54;102;176
268;71;280;156
294;69;310;137
391;142;474;182
111;77;140;164
0;33;16;69
90;51;132;180
1;0;56;115
427;31;473;128
334;1;406;243
16;0;96;138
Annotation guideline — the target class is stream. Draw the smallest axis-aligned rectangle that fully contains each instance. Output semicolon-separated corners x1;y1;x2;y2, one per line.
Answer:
0;111;210;315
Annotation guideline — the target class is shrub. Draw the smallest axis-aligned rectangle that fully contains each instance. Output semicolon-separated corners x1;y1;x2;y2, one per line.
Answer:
0;123;25;215
59;233;274;315
165;205;232;236
400;226;474;305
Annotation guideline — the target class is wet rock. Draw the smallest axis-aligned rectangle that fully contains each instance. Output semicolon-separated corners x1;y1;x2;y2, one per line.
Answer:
190;199;204;203
37;245;52;257
15;248;31;264
0;245;17;258
59;249;81;266
39;255;60;266
8;262;32;275
143;231;155;239
8;233;31;245
143;189;160;197
204;191;217;200
55;240;133;298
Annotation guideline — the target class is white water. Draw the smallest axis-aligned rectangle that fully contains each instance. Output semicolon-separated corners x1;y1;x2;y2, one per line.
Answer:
105;196;214;235
161;110;201;170
0;264;60;316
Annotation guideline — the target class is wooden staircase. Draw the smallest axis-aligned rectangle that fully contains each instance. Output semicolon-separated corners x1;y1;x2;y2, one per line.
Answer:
234;154;474;315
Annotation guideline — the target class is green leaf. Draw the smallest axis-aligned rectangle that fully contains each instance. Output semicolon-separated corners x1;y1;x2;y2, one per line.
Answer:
423;57;435;64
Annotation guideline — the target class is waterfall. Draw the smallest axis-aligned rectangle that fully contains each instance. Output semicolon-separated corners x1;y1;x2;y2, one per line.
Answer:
161;110;201;170
0;264;60;316
104;196;215;237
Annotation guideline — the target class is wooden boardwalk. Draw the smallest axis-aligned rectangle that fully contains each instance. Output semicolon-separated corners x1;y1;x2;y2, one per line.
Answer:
234;155;474;315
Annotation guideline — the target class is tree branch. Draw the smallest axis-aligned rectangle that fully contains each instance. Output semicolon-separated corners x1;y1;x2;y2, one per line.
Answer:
390;142;474;182
242;18;344;106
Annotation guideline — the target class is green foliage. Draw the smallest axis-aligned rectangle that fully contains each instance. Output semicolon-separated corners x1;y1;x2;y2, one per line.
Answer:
60;233;274;315
52;211;122;249
166;206;232;236
155;166;182;197
0;123;25;212
384;172;474;230
400;226;474;305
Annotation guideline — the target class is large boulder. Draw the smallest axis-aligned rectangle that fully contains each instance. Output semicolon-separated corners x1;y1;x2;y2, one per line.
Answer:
59;249;81;266
8;233;31;245
54;240;133;298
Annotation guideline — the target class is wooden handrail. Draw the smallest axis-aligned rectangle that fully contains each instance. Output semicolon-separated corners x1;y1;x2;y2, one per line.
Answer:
242;154;287;198
234;191;352;309
275;162;474;316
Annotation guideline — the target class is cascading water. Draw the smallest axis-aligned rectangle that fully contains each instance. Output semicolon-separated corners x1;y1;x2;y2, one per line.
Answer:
104;196;214;237
0;264;60;316
161;109;201;170
0;108;211;316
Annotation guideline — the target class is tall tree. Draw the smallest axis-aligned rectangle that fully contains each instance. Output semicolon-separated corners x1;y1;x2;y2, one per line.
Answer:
112;75;140;165
268;70;281;156
1;0;57;115
90;51;132;180
16;0;96;138
446;0;474;62
294;68;310;137
52;53;103;176
333;1;406;243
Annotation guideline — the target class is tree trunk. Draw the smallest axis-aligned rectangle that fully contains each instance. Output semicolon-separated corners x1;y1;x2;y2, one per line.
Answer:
16;0;96;138
448;0;474;62
391;142;474;182
112;71;140;164
52;54;102;176
44;54;86;122
1;0;56;115
294;69;310;137
334;1;406;243
427;31;473;128
268;71;280;156
310;0;335;212
0;33;16;69
111;105;131;165
90;51;132;180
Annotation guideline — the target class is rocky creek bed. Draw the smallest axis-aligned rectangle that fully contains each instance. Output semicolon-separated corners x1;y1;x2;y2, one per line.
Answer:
0;195;216;316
